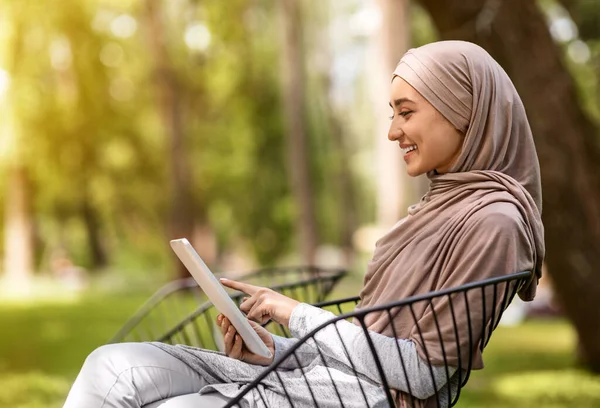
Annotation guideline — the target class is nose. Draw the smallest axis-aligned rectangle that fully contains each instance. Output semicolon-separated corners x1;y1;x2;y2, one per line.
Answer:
388;120;403;142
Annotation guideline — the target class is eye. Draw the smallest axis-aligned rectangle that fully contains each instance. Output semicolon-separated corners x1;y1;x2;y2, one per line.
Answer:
399;110;413;117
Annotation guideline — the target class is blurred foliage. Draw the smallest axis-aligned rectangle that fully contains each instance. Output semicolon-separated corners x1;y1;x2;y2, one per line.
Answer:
0;0;375;276
0;0;598;275
7;0;597;280
410;2;438;47
556;0;600;41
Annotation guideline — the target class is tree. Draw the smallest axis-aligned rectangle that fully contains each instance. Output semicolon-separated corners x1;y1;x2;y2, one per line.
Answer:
279;0;319;264
418;0;600;372
143;0;194;278
3;166;34;292
370;0;429;229
1;11;35;292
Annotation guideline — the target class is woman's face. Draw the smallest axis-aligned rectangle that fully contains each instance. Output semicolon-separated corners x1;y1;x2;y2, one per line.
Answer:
388;77;464;177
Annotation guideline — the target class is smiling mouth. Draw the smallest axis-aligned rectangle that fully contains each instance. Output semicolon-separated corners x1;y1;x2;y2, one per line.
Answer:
401;145;418;155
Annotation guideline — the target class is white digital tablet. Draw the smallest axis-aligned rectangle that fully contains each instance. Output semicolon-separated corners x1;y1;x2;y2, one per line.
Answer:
170;238;272;359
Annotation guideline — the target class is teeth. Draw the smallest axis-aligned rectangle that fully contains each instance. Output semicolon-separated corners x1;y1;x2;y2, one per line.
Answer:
402;145;417;154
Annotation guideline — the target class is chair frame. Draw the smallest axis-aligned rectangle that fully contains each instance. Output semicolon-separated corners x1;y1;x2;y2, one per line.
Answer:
223;271;531;408
110;266;347;345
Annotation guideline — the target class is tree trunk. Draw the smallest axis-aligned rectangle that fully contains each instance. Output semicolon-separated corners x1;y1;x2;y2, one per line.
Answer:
192;221;217;267
3;166;35;293
329;115;358;265
308;0;358;266
279;0;319;264
2;13;34;293
144;0;194;279
81;194;108;270
419;0;600;372
370;0;428;230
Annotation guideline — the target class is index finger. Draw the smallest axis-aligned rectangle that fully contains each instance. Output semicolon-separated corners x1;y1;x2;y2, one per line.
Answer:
219;278;261;295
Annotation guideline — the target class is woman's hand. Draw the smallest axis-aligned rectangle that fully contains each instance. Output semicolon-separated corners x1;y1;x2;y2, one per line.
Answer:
216;314;275;366
220;279;300;327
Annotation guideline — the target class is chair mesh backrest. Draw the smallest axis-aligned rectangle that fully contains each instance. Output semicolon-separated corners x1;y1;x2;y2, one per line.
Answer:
224;271;531;408
110;266;346;345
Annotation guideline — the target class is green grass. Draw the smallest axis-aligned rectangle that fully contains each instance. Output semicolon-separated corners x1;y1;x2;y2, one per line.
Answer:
0;290;152;408
459;320;600;407
0;290;598;408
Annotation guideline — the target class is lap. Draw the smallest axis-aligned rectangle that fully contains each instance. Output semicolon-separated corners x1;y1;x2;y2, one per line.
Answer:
65;342;228;408
143;392;230;408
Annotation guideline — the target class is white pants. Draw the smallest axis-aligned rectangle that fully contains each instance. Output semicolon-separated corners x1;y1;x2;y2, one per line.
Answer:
63;343;231;408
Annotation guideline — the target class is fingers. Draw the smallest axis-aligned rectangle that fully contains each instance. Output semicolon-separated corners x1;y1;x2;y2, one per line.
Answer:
223;323;236;355
239;295;258;315
239;297;250;309
219;278;260;296
238;288;271;315
220;316;236;355
218;315;231;336
247;319;268;331
238;290;273;324
246;302;270;324
229;333;243;360
218;314;244;361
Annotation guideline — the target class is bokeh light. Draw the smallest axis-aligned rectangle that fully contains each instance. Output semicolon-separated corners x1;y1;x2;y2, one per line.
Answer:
184;23;211;52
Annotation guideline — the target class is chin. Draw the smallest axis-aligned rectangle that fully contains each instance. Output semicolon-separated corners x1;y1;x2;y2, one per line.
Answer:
406;167;425;177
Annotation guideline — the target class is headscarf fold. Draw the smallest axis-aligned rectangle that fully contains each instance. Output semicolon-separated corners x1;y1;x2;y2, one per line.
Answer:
356;41;545;407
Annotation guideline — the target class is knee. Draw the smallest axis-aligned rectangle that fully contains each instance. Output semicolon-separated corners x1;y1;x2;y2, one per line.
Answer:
81;343;140;377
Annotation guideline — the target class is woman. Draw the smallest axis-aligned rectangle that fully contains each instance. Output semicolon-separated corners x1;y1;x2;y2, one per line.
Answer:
63;40;544;408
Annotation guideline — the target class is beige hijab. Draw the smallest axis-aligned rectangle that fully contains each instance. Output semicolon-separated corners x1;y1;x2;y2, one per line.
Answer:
357;41;545;406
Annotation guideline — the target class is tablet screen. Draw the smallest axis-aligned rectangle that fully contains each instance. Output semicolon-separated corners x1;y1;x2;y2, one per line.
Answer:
170;238;272;359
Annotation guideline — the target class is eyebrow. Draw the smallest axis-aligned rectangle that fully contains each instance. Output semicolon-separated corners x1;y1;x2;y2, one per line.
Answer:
389;98;415;108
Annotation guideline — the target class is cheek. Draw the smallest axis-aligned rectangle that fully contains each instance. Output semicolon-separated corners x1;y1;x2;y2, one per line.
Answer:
452;132;465;153
403;121;423;141
428;131;462;163
417;129;449;162
404;121;432;151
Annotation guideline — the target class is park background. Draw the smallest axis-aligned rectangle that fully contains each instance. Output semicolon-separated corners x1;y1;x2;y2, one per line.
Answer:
1;0;600;406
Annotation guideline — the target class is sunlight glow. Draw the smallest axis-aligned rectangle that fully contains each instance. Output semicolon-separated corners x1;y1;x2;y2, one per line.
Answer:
567;40;591;64
100;42;124;67
547;4;578;44
0;68;10;99
110;14;137;39
184;23;211;52
109;77;134;101
92;9;116;33
348;5;381;38
49;37;72;71
550;17;578;43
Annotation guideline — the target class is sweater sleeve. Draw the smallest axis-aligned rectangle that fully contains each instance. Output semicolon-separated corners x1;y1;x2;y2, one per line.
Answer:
288;303;455;400
270;334;319;369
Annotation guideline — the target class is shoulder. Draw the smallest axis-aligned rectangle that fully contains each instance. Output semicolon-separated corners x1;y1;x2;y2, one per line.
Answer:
472;201;523;222
463;201;526;236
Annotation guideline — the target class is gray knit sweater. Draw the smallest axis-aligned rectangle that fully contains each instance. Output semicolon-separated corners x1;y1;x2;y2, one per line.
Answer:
151;303;457;407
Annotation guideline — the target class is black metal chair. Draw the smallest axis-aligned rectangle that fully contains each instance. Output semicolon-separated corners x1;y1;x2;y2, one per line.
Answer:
110;266;347;345
222;271;531;408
